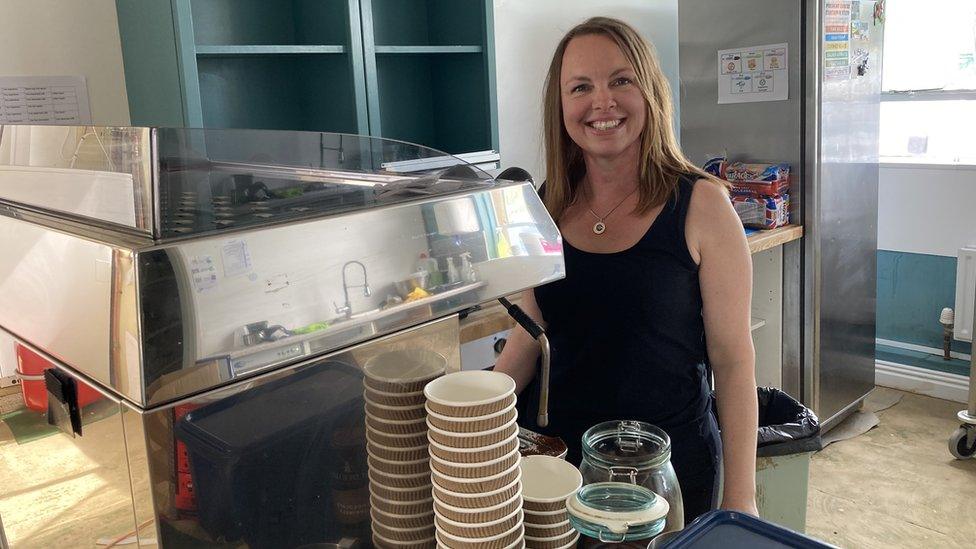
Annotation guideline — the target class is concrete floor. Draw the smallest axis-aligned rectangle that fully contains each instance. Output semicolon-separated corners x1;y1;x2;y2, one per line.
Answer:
807;388;976;548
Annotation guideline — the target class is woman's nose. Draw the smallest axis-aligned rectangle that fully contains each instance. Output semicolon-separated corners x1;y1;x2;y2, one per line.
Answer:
592;86;617;110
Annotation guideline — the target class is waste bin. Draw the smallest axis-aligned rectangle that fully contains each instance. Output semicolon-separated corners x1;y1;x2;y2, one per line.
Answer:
714;387;822;533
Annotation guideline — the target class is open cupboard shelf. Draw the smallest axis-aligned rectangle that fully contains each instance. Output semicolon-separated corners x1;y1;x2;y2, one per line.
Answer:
371;52;492;154
117;0;498;155
196;54;360;133
189;0;350;46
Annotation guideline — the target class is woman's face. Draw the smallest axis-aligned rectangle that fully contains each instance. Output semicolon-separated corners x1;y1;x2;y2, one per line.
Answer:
560;34;647;163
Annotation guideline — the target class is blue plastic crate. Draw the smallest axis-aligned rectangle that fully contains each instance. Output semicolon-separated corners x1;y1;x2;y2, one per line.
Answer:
665;510;838;548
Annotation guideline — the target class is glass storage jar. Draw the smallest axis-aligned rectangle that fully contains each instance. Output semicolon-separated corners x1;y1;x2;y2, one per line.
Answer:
579;420;684;533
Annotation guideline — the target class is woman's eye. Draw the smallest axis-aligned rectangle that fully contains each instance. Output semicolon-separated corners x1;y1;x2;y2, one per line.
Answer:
612;77;633;87
571;84;589;94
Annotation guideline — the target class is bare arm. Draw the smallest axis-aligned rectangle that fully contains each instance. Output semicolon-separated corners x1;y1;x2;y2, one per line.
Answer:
492;289;546;394
687;178;759;515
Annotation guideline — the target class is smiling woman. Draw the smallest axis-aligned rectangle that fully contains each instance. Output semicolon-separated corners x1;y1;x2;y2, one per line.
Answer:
493;17;759;527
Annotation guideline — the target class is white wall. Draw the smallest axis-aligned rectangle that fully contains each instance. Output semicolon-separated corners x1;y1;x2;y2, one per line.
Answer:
492;0;680;182
877;164;976;257
0;0;129;125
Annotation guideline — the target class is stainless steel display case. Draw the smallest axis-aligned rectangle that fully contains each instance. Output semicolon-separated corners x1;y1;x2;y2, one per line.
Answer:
0;125;563;548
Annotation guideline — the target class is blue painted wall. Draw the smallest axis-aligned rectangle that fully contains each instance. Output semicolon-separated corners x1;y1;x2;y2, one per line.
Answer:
876;249;972;375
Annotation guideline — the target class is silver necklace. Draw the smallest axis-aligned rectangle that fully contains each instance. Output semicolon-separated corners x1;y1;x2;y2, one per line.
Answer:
586;187;638;235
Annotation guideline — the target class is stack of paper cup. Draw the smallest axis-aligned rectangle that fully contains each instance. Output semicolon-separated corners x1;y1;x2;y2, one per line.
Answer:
520;455;583;549
363;349;446;549
425;370;525;549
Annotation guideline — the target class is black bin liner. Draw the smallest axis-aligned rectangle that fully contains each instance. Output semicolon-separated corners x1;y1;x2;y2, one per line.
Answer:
175;360;366;549
756;387;822;458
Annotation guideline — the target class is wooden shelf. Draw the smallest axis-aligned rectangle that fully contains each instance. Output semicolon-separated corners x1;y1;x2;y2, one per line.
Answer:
196;45;346;56
747;225;804;255
374;45;483;54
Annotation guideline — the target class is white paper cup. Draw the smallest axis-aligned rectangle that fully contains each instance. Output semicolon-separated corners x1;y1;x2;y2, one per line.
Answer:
363;349;446;393
373;533;436;549
430;448;520;479
435;507;523;539
519;455;583;512
365;385;427;407
367;450;430;476
432;469;522;509
433;491;522;524
424;370;515;417
432;459;521;494
367;414;428;436
426;400;517;433
435;521;524;549
366;423;429;448
429;431;519;463
523;530;578;549
366;400;427;421
522;507;569;525
427;415;519;448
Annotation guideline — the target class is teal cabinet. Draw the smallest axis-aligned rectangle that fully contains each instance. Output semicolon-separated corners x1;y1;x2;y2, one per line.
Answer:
116;0;497;154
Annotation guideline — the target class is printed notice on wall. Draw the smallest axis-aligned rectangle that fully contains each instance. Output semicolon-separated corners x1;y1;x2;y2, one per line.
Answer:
221;239;253;278
823;0;853;81
0;75;92;124
190;255;219;293
717;43;788;104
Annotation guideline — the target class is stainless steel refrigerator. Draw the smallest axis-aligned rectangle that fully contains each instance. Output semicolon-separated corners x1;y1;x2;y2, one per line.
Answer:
678;0;885;428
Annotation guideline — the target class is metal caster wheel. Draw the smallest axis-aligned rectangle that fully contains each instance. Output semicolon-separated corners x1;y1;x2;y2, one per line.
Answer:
948;425;976;460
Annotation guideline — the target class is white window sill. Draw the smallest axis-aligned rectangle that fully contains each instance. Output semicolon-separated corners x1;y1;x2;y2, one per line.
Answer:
880;158;976;170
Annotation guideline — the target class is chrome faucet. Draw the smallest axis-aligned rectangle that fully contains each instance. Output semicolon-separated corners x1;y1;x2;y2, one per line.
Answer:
334;260;371;319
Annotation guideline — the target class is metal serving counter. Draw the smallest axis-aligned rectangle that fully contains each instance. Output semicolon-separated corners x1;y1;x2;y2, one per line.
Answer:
0;125;563;548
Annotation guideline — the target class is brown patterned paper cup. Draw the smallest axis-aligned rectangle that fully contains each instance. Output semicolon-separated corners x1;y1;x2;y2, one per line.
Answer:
367;452;430;476
427;416;519;449
373;533;436;549
523;530;579;549
368;474;432;500
431;470;522;509
363;348;446;394
429;448;520;479
523;519;573;539
424;371;515;418
435;522;524;549
370;516;436;543
369;490;434;516
364;385;427;407
366;423;429;449
433;492;522;524
431;460;521;494
368;468;431;489
366;414;428;436
370;507;435;529
434;507;523;539
366;400;427;421
522;508;569;525
367;440;429;462
429;431;519;464
426;402;517;433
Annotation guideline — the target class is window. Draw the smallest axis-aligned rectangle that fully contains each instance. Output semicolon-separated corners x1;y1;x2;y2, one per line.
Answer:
880;0;976;164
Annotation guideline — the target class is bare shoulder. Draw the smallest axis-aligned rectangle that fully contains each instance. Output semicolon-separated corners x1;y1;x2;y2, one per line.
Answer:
686;177;746;261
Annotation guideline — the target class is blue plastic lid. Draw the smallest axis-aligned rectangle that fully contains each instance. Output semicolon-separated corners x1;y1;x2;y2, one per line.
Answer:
665;511;838;549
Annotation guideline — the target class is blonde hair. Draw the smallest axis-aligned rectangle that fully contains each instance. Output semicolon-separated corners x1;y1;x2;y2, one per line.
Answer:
542;17;714;221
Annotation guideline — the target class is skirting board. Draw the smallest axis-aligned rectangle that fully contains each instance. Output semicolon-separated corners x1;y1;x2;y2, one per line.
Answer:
875;360;970;404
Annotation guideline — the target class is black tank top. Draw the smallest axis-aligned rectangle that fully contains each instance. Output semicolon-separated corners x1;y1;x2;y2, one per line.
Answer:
528;175;712;464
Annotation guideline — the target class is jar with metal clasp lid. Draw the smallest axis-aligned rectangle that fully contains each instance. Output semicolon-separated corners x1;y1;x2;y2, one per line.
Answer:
565;482;669;548
578;420;684;534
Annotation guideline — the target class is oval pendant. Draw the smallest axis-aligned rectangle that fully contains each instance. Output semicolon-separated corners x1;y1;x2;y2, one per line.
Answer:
593;221;606;235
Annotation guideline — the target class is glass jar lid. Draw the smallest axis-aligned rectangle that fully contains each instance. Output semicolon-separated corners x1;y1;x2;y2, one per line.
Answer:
565;482;669;542
581;420;672;470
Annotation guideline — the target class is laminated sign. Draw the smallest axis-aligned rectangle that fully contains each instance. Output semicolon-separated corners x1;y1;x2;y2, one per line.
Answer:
717;43;789;104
